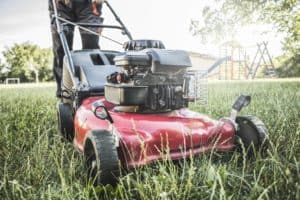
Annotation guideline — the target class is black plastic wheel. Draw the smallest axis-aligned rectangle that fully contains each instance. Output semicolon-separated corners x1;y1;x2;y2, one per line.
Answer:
235;116;268;153
57;102;74;142
84;130;120;186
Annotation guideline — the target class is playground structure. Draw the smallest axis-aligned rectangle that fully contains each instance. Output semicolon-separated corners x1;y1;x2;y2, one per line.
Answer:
215;41;249;80
247;42;277;79
190;41;277;80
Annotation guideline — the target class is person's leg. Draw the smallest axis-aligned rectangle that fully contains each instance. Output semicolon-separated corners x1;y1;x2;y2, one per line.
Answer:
81;34;100;49
49;0;75;97
74;1;103;49
51;28;74;97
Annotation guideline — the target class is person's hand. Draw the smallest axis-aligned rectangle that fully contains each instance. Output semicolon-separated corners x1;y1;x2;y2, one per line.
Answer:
92;2;100;16
92;0;105;16
92;0;106;5
56;0;71;5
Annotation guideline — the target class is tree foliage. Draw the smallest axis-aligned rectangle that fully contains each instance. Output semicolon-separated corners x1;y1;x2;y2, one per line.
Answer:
190;0;300;77
1;43;53;82
0;59;7;83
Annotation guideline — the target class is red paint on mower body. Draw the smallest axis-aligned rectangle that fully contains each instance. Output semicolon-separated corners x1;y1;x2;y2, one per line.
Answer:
74;97;235;169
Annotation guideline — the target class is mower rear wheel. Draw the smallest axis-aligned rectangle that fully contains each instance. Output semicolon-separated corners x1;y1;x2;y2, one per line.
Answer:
84;130;120;186
235;116;268;153
57;102;74;142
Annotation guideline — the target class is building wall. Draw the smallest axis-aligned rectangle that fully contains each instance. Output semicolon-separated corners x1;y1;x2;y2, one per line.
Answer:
188;52;218;70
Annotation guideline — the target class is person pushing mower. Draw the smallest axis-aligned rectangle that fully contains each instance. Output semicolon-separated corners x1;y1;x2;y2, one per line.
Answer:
49;0;105;97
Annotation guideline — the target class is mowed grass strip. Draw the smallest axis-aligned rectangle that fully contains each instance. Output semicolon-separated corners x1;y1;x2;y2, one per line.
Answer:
0;80;299;200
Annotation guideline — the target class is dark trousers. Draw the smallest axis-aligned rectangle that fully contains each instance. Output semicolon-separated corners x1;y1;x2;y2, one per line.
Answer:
49;0;102;95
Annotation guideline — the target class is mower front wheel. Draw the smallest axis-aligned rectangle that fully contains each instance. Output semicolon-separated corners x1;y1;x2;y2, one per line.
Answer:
57;102;74;142
235;116;268;154
84;130;120;186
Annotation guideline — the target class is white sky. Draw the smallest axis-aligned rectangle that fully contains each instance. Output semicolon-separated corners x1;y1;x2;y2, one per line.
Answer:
0;0;284;61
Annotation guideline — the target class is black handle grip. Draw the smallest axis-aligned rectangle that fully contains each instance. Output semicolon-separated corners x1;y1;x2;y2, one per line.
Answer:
232;95;251;112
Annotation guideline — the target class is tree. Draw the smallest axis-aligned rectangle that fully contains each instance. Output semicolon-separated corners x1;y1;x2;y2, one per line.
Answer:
2;43;53;82
190;0;300;77
0;59;6;83
0;59;4;74
35;48;53;82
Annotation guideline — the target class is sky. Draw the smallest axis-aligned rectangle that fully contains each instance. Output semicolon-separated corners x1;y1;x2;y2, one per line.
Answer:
0;0;284;61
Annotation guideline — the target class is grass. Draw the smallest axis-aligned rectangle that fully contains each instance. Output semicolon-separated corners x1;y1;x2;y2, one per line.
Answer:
0;80;299;199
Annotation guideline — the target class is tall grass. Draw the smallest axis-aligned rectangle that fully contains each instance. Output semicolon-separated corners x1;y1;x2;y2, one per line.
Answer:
0;81;299;199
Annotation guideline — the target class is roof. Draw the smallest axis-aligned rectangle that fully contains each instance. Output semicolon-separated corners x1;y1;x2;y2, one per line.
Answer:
188;51;220;61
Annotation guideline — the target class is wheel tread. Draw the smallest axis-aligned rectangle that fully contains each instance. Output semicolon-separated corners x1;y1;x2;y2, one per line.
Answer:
84;130;120;186
57;102;74;141
236;115;269;153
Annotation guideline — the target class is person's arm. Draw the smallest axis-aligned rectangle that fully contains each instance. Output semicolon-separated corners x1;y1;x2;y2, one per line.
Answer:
54;0;72;8
92;0;105;16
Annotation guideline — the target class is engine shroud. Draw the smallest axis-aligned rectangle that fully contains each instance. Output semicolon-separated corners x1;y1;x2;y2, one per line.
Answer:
105;48;192;113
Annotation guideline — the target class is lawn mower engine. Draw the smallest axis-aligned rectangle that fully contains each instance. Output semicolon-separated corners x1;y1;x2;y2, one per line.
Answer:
105;46;193;113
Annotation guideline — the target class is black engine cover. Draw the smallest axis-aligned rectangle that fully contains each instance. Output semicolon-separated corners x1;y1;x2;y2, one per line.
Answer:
114;48;192;75
106;48;192;113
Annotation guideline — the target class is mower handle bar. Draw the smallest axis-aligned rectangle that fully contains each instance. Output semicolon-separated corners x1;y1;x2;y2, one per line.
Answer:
52;0;133;42
51;0;133;91
55;15;129;45
104;0;133;40
61;22;124;30
56;16;127;45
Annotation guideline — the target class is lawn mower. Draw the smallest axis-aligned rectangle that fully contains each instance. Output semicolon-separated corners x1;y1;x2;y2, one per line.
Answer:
53;0;268;186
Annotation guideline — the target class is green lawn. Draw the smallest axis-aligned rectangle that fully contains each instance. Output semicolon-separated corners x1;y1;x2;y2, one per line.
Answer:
0;80;299;199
